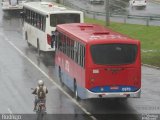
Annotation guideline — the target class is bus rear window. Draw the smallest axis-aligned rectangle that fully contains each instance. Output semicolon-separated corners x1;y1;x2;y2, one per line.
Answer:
50;13;80;27
90;44;138;65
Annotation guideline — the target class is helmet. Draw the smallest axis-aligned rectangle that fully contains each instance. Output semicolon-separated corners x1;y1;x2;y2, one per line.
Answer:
38;80;44;86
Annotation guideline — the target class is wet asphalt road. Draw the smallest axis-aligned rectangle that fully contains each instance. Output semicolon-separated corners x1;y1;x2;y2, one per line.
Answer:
0;9;89;120
0;5;160;120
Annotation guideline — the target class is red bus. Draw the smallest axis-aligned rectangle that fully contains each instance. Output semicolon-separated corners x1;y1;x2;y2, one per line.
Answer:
54;23;141;99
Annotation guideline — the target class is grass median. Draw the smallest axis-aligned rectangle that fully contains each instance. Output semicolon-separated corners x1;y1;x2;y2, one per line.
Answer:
85;17;160;67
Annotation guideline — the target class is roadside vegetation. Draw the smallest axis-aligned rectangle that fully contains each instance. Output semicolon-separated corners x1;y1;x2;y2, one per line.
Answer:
85;17;160;67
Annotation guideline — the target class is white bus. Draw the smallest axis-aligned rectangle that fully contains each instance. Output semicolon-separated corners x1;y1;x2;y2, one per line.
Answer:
22;2;84;54
1;0;25;10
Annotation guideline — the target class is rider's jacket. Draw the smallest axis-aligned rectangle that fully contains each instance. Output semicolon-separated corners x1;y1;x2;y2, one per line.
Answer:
32;86;48;99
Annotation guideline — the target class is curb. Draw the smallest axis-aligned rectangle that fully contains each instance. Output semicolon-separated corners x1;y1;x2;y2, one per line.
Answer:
142;64;160;69
148;0;160;4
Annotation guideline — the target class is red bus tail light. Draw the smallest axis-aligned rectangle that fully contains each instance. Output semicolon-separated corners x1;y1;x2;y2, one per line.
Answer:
90;78;95;85
47;34;51;45
48;4;53;7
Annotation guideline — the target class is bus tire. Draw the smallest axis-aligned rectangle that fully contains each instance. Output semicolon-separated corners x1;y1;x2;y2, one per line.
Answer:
25;31;28;40
37;39;40;56
74;80;80;101
25;32;31;47
59;67;64;87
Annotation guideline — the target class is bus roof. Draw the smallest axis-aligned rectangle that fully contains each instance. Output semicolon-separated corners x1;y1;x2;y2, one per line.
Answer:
23;2;83;15
57;23;139;44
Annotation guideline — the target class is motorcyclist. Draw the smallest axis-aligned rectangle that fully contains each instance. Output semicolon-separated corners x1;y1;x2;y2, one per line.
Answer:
32;80;48;111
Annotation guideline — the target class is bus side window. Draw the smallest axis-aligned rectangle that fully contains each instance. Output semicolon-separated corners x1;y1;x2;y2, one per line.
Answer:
58;40;62;49
74;42;78;63
51;31;59;48
57;32;62;50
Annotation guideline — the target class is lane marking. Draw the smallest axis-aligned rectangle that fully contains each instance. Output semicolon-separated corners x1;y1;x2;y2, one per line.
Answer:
6;40;97;120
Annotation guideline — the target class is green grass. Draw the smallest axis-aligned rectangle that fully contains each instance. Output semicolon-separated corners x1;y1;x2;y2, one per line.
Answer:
85;17;160;67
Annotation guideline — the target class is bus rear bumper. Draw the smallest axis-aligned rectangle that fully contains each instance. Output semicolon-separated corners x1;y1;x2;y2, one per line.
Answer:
84;89;141;99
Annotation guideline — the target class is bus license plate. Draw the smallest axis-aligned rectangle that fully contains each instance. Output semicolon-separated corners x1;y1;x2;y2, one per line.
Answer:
110;86;119;90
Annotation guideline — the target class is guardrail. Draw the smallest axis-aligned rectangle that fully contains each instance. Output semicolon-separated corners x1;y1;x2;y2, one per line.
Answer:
63;1;160;26
111;14;160;26
111;14;160;20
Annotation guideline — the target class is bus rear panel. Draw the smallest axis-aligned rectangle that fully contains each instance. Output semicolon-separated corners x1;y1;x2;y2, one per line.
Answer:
1;0;24;10
85;42;141;98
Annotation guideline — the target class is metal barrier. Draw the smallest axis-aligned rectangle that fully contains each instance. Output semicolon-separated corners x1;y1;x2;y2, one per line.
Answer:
63;1;160;26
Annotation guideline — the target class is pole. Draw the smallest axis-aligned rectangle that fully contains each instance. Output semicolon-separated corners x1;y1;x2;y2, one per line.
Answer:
105;0;110;26
56;0;60;3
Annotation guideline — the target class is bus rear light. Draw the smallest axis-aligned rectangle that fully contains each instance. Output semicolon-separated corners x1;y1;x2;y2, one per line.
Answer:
90;78;95;83
93;69;99;74
48;4;52;7
90;78;95;85
90;78;95;81
133;77;137;81
134;81;139;85
47;34;51;45
99;94;106;98
123;94;130;97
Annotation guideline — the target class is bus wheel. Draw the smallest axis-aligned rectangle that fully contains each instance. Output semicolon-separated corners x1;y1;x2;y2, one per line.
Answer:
37;39;40;56
74;80;79;101
59;68;64;86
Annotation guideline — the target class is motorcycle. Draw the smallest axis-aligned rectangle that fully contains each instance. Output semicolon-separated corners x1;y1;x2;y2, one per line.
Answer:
36;99;46;113
31;88;46;113
35;100;46;120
